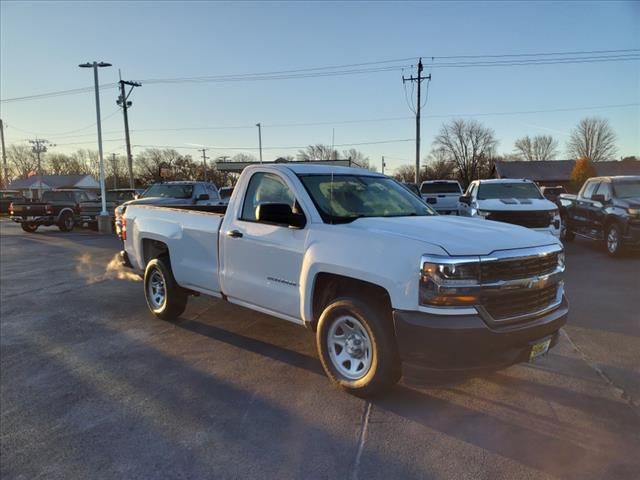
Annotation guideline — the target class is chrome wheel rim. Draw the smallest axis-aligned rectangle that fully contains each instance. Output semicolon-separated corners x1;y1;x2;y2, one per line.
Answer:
607;228;619;253
147;269;166;309
327;315;372;380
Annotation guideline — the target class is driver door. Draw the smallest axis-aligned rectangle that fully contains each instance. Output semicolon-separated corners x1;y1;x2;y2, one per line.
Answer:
220;172;307;321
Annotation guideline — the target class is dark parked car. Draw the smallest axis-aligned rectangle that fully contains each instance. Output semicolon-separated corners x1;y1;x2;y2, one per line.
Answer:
0;190;25;214
9;189;93;233
560;176;640;256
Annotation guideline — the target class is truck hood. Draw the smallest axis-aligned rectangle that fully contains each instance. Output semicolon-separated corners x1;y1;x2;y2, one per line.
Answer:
346;215;559;256
123;196;193;207
474;198;557;211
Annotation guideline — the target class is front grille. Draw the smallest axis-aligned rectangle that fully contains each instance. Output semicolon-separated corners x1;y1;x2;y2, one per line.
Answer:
486;210;551;228
482;284;559;320
481;252;559;282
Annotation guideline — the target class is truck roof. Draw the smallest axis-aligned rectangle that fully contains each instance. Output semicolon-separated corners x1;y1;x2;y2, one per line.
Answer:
475;178;536;184
263;164;382;176
584;175;640;182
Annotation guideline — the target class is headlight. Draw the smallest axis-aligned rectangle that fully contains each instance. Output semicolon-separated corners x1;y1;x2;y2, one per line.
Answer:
420;258;480;306
627;208;640;216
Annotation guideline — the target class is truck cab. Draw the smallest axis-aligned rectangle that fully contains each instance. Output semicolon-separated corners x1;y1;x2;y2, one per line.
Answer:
560;175;640;255
458;179;561;238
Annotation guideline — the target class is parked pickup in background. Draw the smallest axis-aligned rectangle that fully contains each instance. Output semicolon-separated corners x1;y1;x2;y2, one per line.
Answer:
122;164;568;397
419;180;462;214
78;189;141;230
115;181;221;238
459;179;561;237
560;175;640;256
0;190;26;214
9;189;94;233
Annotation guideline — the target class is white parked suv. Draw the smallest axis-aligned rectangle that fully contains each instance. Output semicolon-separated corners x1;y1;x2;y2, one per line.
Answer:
121;165;567;396
458;179;561;237
419;180;463;214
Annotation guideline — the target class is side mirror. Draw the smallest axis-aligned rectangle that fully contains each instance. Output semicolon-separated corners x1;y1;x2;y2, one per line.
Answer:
196;193;210;201
134;193;140;200
256;203;306;228
459;195;471;205
591;194;605;203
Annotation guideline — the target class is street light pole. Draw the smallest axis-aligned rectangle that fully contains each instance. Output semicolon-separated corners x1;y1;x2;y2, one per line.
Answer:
256;123;263;164
79;61;111;233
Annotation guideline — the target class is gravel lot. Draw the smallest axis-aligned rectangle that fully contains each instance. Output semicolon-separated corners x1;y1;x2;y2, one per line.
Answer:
1;218;639;480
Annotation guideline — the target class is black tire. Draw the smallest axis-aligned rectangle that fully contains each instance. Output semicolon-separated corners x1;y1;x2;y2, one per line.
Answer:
605;223;623;257
58;212;74;232
144;256;188;320
316;297;401;397
21;223;38;233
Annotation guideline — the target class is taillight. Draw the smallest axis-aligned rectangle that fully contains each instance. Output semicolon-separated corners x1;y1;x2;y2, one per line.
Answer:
9;202;14;215
121;216;127;240
45;204;54;215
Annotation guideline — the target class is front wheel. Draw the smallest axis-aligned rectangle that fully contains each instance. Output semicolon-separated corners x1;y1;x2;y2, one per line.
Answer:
21;223;38;233
560;218;574;242
316;298;401;397
605;223;623;257
144;256;188;320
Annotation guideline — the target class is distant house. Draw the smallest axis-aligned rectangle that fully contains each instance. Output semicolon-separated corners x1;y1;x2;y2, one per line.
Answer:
492;159;640;193
7;175;100;200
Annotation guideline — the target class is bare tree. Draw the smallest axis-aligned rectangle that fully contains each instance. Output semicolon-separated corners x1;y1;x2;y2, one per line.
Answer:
567;117;617;162
297;144;338;161
231;153;257;162
513;135;558;161
432;119;498;187
342;148;375;171
6;144;39;179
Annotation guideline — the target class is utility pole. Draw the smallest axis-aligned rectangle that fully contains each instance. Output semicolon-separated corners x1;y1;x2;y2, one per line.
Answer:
0;119;7;188
403;58;431;184
79;61;111;233
110;153;118;189
199;148;209;181
256;123;263;163
381;156;386;175
117;73;142;189
28;138;52;200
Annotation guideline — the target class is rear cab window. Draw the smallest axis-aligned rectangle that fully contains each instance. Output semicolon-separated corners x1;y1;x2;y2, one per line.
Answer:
420;182;462;195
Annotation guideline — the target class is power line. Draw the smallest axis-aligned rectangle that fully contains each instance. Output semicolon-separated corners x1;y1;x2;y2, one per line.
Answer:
2;48;638;103
132;138;415;151
11;102;637;142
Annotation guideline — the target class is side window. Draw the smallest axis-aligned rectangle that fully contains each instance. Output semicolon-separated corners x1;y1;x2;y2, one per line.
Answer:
194;184;207;199
582;181;598;199
76;192;88;202
594;182;611;201
207;184;220;200
240;172;295;222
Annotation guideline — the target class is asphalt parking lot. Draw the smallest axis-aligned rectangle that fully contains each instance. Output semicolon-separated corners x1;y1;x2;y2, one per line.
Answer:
1;218;639;480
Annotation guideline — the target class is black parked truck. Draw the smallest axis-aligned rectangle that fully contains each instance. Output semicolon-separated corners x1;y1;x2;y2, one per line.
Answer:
9;189;113;233
560;175;640;256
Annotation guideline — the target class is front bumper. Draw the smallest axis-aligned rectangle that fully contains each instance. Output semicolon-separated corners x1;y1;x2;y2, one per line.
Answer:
119;250;133;268
392;296;568;371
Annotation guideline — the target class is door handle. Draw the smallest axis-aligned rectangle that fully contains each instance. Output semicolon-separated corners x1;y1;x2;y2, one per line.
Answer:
227;230;243;238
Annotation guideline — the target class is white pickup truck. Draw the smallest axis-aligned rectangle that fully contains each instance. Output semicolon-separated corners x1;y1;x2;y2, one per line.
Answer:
121;164;568;396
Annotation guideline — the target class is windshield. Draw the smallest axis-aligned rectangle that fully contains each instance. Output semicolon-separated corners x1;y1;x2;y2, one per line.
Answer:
298;174;436;223
142;184;193;199
478;182;543;200
420;182;461;194
613;180;640;198
106;191;135;202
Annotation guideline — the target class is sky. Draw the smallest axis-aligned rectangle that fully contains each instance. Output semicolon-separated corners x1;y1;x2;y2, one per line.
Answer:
1;0;639;174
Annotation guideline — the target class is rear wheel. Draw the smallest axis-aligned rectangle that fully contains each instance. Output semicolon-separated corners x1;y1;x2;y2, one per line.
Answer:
605;223;623;257
21;223;38;233
144;256;188;320
317;297;401;397
58;212;74;232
